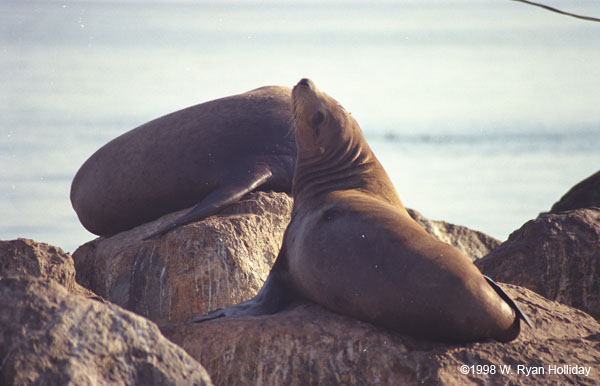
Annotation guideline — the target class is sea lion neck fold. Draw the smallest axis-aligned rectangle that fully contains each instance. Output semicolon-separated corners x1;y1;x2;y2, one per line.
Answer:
291;79;403;209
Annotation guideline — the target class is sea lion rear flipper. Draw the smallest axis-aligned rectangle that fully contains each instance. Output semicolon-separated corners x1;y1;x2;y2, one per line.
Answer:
483;275;532;328
144;165;274;239
190;253;294;323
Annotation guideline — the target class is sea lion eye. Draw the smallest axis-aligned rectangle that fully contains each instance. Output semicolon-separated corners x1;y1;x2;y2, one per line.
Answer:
312;111;325;126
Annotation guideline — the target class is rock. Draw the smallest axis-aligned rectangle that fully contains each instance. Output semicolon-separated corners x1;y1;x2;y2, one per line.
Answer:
476;208;600;319
407;208;501;261
0;238;95;298
0;275;213;386
162;284;600;386
73;192;499;325
73;191;293;325
550;170;600;213
0;238;75;288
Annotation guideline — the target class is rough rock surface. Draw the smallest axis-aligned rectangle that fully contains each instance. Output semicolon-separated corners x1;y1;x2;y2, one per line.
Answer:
73;192;500;325
407;208;501;261
0;275;212;386
550;170;600;213
73;191;293;325
162;284;600;386
0;238;95;298
476;208;600;319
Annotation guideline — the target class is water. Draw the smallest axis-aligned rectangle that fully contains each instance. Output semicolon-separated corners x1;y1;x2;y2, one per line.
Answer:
2;0;599;253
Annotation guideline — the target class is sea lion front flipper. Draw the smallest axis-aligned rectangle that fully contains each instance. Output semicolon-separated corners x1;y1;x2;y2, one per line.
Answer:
483;275;532;328
144;164;274;239
190;250;294;323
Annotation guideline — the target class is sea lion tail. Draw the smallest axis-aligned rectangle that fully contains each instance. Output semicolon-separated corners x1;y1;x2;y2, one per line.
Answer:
483;275;532;342
190;268;294;324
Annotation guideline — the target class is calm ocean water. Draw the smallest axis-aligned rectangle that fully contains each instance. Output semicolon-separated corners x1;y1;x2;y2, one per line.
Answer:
2;1;599;252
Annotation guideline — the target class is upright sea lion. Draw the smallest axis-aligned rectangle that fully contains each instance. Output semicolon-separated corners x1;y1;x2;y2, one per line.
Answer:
70;86;296;237
195;78;530;343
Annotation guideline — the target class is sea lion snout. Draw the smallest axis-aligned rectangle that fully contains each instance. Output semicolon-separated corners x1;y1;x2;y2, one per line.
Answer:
292;78;317;104
292;78;317;101
292;79;316;118
297;78;312;88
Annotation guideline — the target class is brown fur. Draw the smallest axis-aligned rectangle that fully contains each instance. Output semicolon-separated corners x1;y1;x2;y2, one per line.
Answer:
71;86;296;236
194;79;529;342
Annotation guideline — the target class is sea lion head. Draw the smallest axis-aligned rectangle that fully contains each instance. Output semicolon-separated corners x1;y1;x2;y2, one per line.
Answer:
291;78;356;156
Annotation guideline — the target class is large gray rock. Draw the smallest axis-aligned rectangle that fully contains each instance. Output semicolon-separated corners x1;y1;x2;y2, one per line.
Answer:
60;181;600;385
68;190;599;385
162;284;600;386
407;208;501;261
550;170;600;213
0;275;213;386
0;238;95;298
73;191;293;325
476;208;600;319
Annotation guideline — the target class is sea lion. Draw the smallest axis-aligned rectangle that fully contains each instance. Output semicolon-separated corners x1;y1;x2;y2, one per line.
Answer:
70;86;296;237
194;78;531;343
